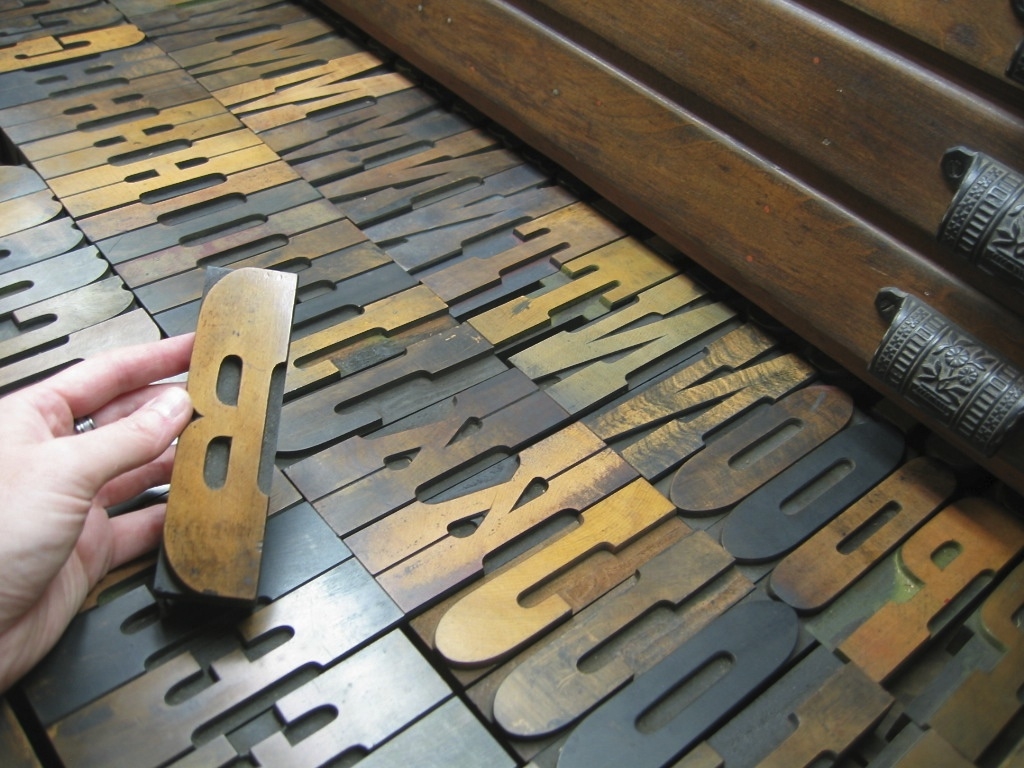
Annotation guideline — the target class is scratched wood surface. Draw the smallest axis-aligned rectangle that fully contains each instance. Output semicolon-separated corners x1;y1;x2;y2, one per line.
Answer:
0;0;1022;766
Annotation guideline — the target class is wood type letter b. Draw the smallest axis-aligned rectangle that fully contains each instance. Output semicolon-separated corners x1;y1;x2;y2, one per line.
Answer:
160;267;297;605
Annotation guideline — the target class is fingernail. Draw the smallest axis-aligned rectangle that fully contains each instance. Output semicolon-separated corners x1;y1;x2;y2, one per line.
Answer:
149;387;192;421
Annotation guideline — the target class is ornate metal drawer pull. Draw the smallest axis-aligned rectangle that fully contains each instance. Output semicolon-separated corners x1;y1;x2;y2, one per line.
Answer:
870;287;1024;456
939;147;1024;292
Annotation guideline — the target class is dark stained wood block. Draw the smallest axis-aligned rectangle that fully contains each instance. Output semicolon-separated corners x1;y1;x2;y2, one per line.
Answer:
669;385;853;513
22;502;350;726
0;216;86;275
555;599;801;768
48;559;401;768
0;247;109;316
279;321;502;455
488;528;753;740
718;417;906;563
170;16;359;90
287;368;572;533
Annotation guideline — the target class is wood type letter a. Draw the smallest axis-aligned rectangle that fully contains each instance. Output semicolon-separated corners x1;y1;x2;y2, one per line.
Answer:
160;267;296;605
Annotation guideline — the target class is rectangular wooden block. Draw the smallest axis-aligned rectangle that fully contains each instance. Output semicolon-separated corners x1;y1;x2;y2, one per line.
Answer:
279;321;503;455
352;423;639;613
211;51;413;132
22;502;349;726
365;164;576;273
49;559;401;768
285;367;571;532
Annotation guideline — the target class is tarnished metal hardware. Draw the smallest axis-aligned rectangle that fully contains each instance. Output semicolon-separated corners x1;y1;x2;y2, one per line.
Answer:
870;287;1024;456
939;147;1024;291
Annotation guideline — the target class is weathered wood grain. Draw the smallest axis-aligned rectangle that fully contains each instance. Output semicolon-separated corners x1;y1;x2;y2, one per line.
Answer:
160;268;295;604
770;456;957;612
670;385;853;513
0;24;144;72
837;497;1024;683
556;600;800;768
22;502;348;726
318;0;1024;495
491;529;752;739
48;560;401;768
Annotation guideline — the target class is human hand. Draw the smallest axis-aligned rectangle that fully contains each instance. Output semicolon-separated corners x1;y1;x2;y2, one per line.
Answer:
0;334;194;691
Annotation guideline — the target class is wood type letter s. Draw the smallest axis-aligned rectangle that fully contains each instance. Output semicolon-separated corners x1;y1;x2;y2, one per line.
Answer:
161;267;297;604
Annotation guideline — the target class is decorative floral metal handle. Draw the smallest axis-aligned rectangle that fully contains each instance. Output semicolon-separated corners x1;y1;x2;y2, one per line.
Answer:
939;147;1024;293
870;287;1024;456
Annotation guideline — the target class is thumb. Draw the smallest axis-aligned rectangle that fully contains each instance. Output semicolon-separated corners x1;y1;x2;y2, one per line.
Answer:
70;387;193;494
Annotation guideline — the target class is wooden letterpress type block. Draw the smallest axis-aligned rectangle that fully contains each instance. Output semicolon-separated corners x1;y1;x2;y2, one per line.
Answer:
212;51;413;133
122;0;315;51
508;276;741;414
0;1;124;46
21;502;350;726
488;528;753;740
554;599;801;768
694;647;892;767
101;178;325;267
157;268;295;606
926;561;1024;761
0;42;173;113
279;322;502;455
431;479;678;667
48;560;402;768
208;631;451;765
718;417;906;563
318;129;517;225
135;219;376;318
286;368;571;533
0;310;160;395
0;697;40;768
171;17;353;91
770;456;957;612
586;326;813;479
469;233;677;347
51;130;274;218
0;25;145;73
366;164;576;272
284;283;449;394
834;498;1024;683
351;423;638;613
0;188;63;236
0;216;85;274
24;100;240;179
79;161;304;244
265;87;469;169
354;698;517;768
117;200;355;287
0;277;134;365
669;384;853;513
1;66;203;144
421;200;626;318
0;247;109;316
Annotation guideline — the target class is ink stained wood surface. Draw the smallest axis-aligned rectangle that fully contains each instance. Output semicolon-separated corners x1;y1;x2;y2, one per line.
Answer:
322;0;1024;495
1;0;1024;765
162;267;296;603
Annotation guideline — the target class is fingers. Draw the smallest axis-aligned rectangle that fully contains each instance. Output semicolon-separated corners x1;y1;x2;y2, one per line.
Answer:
96;444;176;510
42;334;194;425
88;383;187;430
60;386;193;497
107;505;166;572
